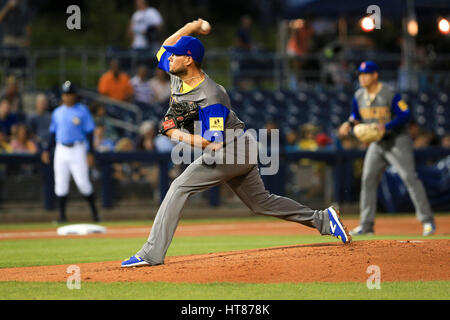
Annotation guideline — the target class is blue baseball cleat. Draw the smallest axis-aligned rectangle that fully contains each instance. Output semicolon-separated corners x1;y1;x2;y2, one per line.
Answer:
121;255;151;268
327;206;352;244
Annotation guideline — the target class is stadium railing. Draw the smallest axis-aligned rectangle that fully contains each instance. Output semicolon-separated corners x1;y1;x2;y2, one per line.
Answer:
1;148;448;211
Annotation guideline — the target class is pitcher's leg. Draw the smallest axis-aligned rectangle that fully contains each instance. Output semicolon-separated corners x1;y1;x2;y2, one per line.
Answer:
226;165;331;235
137;160;254;265
385;134;434;224
359;143;387;232
136;176;192;265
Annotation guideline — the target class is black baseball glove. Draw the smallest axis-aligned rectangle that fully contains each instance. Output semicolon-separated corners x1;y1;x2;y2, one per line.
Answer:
160;101;199;135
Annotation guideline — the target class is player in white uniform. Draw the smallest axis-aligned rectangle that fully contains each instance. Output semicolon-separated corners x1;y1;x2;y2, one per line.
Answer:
41;81;100;223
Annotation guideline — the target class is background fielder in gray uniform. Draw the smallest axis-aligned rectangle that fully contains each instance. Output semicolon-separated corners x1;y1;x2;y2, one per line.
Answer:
121;19;352;268
339;61;435;236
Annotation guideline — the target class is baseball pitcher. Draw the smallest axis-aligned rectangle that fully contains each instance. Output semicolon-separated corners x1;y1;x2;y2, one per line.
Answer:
122;19;352;268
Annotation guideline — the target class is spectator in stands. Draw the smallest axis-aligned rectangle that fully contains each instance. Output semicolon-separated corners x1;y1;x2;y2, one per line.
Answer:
93;124;115;153
136;120;156;152
0;0;31;48
285;129;300;152
232;15;259;90
264;119;278;135
90;102;118;142
0;131;12;178
339;135;359;150
0;98;18;137
135;121;159;187
113;137;142;184
414;130;433;149
136;120;174;153
149;67;171;103
298;123;319;151
26;93;51;151
131;65;153;104
315;132;332;149
286;19;314;87
0;75;24;117
262;119;287;150
10;123;37;154
128;0;163;55
234;15;253;51
408;120;421;143
297;123;325;201
441;133;450;149
98;58;134;102
114;137;135;154
0;131;12;153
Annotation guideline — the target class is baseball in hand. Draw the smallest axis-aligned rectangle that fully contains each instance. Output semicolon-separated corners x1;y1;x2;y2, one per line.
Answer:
200;20;211;33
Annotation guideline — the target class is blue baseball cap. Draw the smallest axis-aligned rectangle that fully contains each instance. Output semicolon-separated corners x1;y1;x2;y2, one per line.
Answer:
163;36;205;63
358;61;379;73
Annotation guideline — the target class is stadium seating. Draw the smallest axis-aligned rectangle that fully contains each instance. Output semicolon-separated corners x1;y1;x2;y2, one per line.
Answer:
47;87;448;139
227;88;450;136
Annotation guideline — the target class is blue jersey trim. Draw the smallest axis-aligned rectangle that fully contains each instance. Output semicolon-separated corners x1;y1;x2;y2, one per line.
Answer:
350;97;362;121
385;94;410;131
198;104;230;142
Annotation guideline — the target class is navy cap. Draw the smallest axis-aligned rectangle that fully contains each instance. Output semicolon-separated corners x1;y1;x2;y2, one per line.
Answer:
358;61;379;73
61;81;77;94
163;36;205;63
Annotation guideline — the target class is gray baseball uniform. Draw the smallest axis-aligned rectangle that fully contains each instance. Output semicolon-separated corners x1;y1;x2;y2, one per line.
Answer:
350;82;434;232
136;48;333;265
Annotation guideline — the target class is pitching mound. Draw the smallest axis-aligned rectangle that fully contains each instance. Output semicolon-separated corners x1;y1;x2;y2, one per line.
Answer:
1;240;448;283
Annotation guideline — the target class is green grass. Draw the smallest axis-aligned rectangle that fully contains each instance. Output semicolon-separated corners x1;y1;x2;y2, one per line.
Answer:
1;281;448;300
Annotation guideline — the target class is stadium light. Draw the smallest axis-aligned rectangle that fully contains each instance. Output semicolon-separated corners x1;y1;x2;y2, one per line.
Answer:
361;17;375;32
438;18;450;34
407;19;418;37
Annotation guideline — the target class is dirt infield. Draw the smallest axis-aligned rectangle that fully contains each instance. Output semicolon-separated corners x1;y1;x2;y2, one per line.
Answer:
0;240;449;283
0;216;449;284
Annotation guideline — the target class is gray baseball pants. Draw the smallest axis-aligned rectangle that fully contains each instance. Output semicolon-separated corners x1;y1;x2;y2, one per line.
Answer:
137;149;332;265
359;133;434;231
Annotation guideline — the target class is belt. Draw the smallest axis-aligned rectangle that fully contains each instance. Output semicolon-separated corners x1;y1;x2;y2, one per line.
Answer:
61;141;83;148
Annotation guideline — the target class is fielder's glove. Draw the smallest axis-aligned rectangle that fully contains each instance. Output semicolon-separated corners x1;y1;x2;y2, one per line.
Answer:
159;101;199;135
353;123;385;143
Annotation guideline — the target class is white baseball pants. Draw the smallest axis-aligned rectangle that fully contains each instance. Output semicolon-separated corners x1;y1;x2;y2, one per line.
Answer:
53;142;93;197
